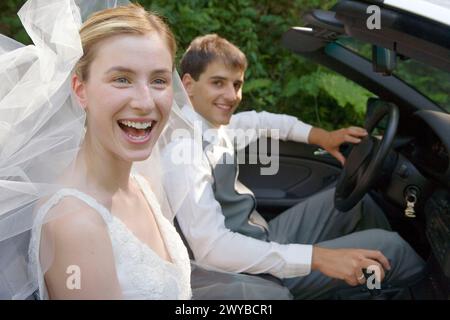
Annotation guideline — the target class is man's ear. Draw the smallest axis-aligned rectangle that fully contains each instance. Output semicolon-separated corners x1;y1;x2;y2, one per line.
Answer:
71;74;87;110
181;73;195;97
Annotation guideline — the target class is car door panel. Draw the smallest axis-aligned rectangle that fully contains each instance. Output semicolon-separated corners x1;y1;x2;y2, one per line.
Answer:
238;139;341;219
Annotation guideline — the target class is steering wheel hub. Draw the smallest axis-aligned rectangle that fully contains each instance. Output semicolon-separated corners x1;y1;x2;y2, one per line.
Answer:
345;137;374;178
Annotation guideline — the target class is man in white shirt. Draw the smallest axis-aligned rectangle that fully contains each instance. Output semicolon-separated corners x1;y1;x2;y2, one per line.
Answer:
162;34;425;299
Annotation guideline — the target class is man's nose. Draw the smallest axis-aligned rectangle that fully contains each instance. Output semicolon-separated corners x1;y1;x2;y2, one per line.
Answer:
223;84;238;103
131;84;155;112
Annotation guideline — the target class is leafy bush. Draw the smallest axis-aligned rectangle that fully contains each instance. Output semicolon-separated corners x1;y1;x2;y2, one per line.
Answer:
0;0;31;44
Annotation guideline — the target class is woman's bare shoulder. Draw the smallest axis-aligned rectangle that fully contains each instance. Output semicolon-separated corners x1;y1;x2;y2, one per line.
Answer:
41;194;110;244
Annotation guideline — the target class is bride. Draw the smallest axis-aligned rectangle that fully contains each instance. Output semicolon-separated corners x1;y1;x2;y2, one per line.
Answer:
0;0;191;299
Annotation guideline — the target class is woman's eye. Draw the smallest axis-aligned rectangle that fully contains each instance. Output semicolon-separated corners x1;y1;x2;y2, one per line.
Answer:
153;78;166;85
114;77;130;84
151;78;170;88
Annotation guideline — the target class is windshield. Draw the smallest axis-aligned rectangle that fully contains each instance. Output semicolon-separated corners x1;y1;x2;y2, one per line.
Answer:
337;37;450;113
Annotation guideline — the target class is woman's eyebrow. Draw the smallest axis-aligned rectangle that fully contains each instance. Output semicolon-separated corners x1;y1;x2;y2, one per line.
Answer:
152;68;172;75
105;66;135;74
105;66;171;75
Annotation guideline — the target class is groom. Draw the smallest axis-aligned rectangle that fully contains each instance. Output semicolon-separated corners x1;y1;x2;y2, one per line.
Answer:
162;34;425;299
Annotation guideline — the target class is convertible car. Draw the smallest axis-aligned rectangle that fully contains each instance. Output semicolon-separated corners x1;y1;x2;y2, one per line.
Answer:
238;0;450;299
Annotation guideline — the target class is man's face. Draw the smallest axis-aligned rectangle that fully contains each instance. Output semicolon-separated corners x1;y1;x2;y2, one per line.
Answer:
183;61;244;127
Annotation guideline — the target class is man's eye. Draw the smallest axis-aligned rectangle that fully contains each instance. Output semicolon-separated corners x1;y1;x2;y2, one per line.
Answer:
213;81;223;87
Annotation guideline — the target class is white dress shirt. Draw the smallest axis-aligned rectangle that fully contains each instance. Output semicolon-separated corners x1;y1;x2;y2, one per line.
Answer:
162;106;315;279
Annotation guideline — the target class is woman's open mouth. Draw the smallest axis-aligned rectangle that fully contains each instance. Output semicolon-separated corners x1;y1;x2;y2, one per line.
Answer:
117;119;155;144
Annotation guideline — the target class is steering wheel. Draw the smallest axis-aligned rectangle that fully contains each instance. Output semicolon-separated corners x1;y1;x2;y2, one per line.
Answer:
334;102;399;212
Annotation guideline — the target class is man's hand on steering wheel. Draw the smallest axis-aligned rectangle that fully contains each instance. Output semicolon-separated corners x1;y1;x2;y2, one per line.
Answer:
309;126;368;165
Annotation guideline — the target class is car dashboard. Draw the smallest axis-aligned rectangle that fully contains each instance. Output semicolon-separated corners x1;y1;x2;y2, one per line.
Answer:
396;110;450;294
401;124;449;182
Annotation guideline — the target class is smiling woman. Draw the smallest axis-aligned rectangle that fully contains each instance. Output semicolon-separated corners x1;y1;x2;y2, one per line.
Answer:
0;0;192;300
72;32;174;161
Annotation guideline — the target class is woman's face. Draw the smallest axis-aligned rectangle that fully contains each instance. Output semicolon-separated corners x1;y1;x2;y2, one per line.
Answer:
73;33;173;162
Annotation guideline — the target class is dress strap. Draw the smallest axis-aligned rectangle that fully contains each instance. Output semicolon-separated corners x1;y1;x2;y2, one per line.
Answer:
132;174;163;216
34;188;113;227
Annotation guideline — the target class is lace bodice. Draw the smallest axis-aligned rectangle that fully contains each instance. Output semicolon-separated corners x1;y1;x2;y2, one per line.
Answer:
29;174;192;300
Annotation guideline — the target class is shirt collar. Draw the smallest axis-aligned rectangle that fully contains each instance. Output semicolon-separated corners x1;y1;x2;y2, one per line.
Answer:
181;105;227;147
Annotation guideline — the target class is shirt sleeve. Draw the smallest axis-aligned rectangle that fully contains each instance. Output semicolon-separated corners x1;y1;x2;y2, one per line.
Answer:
161;139;313;279
227;110;313;150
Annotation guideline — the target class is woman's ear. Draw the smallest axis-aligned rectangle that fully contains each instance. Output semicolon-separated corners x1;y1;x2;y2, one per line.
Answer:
71;74;87;110
181;73;195;97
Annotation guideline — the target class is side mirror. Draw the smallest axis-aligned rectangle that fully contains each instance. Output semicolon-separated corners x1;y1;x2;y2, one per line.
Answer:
372;45;397;76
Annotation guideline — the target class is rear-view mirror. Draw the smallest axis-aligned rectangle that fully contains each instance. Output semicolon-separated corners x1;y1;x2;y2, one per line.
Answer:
372;45;397;76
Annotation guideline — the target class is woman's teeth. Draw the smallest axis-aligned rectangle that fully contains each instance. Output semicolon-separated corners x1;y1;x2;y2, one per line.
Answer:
118;120;152;129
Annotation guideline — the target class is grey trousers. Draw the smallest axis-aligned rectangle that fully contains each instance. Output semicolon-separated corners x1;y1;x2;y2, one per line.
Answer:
268;187;426;299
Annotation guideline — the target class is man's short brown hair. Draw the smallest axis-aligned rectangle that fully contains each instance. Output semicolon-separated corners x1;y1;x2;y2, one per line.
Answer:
180;34;247;80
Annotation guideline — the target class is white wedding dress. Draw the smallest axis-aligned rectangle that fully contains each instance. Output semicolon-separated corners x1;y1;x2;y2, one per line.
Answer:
28;174;192;300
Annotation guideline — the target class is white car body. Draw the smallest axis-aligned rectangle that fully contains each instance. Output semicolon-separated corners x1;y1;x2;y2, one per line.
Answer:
384;0;450;26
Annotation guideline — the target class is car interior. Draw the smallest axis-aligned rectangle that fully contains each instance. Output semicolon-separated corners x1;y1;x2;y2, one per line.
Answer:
238;0;450;299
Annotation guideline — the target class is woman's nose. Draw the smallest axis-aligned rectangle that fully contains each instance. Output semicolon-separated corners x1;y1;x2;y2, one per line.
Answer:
131;84;155;112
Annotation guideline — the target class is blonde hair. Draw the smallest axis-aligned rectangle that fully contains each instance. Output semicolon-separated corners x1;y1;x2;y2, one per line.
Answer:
74;3;176;81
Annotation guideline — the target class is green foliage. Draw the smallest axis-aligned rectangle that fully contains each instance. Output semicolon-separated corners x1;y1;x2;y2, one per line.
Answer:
0;0;30;44
293;70;373;114
395;59;450;113
145;0;369;129
1;0;373;129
